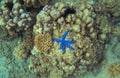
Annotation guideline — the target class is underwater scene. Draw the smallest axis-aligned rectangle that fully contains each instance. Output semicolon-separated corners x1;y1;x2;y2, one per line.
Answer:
0;0;120;78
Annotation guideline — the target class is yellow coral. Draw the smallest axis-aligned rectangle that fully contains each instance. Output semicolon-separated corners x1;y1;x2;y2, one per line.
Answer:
108;63;120;78
34;33;52;53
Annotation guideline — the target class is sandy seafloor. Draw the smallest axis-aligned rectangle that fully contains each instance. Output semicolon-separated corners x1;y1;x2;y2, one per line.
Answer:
0;0;120;78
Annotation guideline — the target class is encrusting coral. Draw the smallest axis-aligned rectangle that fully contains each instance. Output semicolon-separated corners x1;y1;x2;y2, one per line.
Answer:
95;0;120;19
1;0;120;78
108;63;120;78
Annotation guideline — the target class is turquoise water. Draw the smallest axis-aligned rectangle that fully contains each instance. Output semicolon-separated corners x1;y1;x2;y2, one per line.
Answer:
0;0;120;78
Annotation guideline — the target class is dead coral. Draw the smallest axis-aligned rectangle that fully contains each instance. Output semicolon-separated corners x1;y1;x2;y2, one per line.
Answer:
108;63;120;78
34;33;52;53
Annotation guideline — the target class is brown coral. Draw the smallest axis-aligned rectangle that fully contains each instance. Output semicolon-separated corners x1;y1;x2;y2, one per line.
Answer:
108;63;120;78
34;33;52;53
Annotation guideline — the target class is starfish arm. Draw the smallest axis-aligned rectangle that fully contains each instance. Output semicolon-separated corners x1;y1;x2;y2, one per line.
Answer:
66;40;76;44
65;42;75;50
60;43;66;52
52;38;61;42
62;30;69;40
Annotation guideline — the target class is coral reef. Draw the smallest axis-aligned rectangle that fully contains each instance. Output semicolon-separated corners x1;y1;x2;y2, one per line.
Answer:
93;0;120;37
95;0;120;20
1;0;120;78
108;63;120;78
28;53;55;78
94;15;112;43
30;1;109;77
0;0;35;37
13;28;34;60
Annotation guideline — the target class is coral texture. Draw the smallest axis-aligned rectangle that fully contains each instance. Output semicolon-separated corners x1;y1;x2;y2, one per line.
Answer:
34;33;52;52
23;0;51;8
0;0;35;37
108;63;120;78
12;29;34;60
1;0;120;78
30;1;109;77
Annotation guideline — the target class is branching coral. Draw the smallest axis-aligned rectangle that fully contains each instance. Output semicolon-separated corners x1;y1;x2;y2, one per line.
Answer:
0;0;35;37
34;33;52;53
108;63;120;78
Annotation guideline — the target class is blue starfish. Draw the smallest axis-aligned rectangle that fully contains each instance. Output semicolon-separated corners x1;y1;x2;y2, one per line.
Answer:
53;30;76;52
